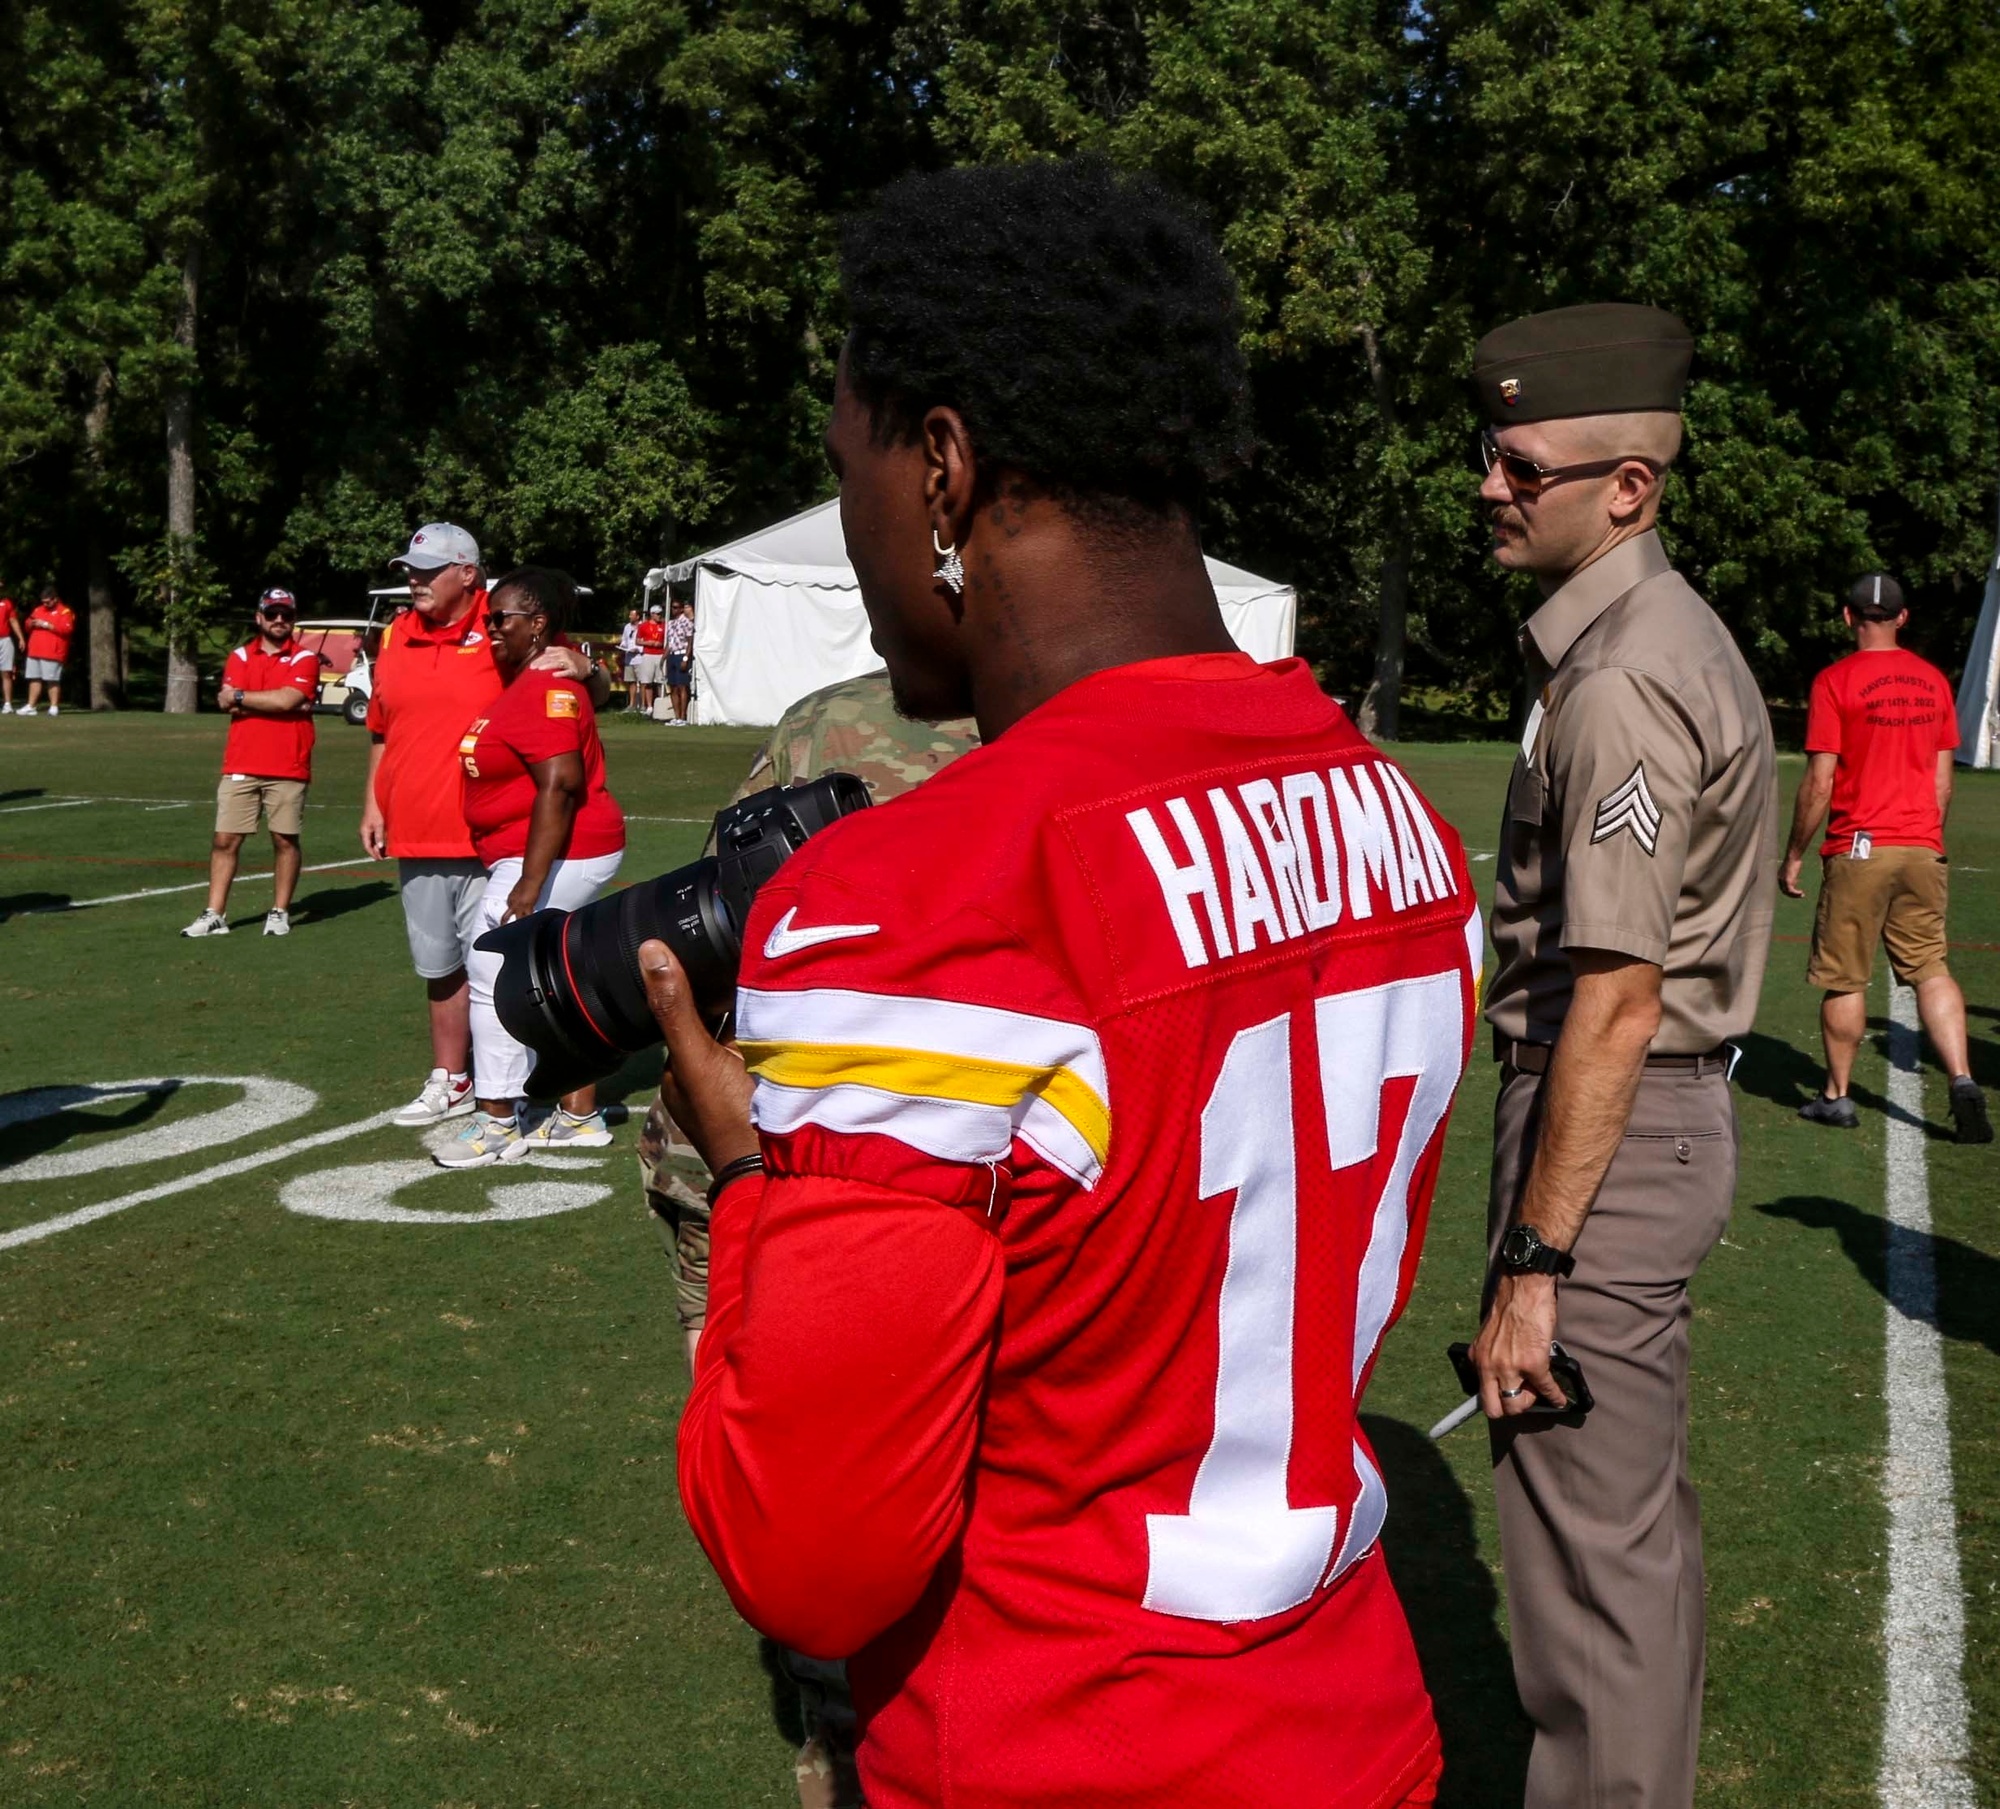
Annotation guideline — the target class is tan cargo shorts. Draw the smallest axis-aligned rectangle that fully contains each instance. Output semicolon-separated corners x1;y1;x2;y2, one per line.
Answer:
1808;843;1950;993
216;774;307;837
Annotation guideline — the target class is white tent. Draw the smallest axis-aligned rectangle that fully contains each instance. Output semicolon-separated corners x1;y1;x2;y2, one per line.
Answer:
644;499;1298;727
1955;515;2000;768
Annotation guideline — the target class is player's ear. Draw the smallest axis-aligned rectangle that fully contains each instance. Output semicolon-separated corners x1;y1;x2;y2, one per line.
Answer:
921;407;978;561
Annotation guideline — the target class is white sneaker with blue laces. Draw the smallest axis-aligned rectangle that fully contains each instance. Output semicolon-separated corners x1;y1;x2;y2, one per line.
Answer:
434;1112;527;1169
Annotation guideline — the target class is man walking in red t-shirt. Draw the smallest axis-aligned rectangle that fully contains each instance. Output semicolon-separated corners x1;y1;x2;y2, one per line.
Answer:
0;591;22;713
182;589;320;938
1781;573;1991;1141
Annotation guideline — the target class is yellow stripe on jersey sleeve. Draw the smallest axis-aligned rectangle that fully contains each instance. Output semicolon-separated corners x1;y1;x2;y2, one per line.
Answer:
737;1040;1111;1171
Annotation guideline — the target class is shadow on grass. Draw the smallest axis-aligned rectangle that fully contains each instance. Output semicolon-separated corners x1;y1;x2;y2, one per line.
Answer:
1367;1413;1532;1808
0;891;70;921
288;879;395;924
0;788;47;805
1732;1028;1951;1138
0;1079;178;1170
1757;1195;2000;1358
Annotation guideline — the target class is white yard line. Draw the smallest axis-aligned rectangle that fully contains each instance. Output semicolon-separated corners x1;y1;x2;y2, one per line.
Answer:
0;1109;399;1252
0;797;93;815
1878;981;1976;1809
14;857;382;914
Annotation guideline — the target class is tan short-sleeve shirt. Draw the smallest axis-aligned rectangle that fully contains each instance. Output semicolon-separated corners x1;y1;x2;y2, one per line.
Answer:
1485;530;1776;1053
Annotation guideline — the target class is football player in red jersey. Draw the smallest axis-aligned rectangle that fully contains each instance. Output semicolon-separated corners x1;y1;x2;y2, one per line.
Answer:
647;159;1482;1809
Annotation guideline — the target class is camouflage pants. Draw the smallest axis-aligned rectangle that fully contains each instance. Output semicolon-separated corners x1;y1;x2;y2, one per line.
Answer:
636;1090;710;1332
642;1090;864;1806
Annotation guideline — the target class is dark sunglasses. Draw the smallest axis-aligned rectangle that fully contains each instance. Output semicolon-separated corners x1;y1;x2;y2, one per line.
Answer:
484;608;539;632
1478;430;1662;498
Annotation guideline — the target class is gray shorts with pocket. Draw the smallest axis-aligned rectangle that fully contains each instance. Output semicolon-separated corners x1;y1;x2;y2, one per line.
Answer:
397;858;487;979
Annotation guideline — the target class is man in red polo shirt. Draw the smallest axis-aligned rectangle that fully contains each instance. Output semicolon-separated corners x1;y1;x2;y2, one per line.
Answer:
0;590;22;713
1781;571;1991;1142
182;589;320;938
20;586;75;716
362;522;609;1126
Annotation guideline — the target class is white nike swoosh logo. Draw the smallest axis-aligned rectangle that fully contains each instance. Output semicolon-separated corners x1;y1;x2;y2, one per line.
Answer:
762;907;881;960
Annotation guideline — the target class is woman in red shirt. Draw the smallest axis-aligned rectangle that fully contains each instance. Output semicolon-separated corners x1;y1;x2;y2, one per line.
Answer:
443;567;627;1167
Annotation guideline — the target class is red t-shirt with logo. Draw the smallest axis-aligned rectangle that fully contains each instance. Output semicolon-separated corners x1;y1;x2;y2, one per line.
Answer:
636;618;665;654
26;601;75;663
222;638;321;781
366;594;502;859
457;669;625;867
1805;647;1960;855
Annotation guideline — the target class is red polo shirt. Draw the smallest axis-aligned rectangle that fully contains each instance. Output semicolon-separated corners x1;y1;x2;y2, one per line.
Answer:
26;601;75;663
223;637;321;781
366;594;501;859
0;599;17;643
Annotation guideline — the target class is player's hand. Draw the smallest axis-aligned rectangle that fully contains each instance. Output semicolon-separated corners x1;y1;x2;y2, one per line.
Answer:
359;799;388;860
638;938;758;1175
1470;1274;1568;1418
502;878;540;923
531;644;591;681
1779;853;1804;899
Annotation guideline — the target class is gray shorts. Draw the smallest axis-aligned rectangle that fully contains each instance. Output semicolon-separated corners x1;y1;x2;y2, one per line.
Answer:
0;641;13;672
24;657;61;682
397;858;486;979
631;654;664;685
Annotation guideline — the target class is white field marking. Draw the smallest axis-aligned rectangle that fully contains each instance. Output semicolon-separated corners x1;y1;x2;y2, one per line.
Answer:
13;857;381;915
280;1157;611;1224
0;797;93;815
1878;982;1976;1809
0;1077;317;1183
0;1109;399;1252
621;814;715;825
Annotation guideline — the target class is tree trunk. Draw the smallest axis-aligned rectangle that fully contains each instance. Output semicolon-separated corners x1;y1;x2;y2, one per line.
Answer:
164;242;201;715
1355;321;1408;742
83;362;121;710
1361;541;1410;742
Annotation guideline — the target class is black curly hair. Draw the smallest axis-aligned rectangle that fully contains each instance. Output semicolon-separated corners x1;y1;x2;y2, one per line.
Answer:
488;565;577;635
838;158;1254;526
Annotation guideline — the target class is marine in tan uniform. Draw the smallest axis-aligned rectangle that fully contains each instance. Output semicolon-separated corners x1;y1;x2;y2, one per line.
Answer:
636;669;977;1809
1465;305;1776;1809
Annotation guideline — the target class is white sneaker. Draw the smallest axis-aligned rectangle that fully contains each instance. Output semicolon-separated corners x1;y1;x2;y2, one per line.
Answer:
180;909;230;937
47;703;58;715
1;703;11;714
393;1069;476;1127
434;1112;526;1169
518;1106;614;1151
17;705;36;716
263;908;291;937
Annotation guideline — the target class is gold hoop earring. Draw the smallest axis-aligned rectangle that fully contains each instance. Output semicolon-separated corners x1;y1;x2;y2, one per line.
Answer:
932;528;965;596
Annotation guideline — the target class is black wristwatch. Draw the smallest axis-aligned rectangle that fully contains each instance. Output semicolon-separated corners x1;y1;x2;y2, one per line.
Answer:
1499;1223;1575;1279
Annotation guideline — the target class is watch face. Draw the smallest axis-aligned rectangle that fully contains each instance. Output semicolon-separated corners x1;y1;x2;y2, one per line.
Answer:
1502;1226;1538;1266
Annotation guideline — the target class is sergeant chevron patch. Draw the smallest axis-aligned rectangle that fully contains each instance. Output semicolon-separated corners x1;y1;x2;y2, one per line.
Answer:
1591;763;1662;855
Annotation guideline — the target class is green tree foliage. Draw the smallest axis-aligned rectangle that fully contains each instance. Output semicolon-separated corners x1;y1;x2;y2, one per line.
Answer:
0;0;1995;714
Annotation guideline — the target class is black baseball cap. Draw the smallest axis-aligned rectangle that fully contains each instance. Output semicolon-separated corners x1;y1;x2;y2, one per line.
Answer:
1847;573;1905;621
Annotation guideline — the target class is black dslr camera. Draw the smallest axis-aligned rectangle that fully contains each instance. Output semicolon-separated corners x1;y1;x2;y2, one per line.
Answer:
476;773;872;1099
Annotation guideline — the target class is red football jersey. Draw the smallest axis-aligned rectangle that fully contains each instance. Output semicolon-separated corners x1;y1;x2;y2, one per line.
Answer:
456;669;625;866
1804;647;1959;855
679;652;1479;1808
222;638;320;781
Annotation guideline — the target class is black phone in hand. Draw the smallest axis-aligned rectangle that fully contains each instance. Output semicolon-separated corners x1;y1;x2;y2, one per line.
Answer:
1447;1340;1595;1416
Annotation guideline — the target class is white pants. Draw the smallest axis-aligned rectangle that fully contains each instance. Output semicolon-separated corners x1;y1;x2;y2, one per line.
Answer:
468;851;624;1104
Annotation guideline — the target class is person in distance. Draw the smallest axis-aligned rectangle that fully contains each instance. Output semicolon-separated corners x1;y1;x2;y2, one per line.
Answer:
646;158;1481;1809
439;567;627;1167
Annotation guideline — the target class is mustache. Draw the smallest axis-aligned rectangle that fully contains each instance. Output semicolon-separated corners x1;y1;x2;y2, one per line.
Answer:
1489;503;1528;534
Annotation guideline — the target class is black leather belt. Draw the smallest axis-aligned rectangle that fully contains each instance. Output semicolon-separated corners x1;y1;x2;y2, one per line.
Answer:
1493;1033;1733;1077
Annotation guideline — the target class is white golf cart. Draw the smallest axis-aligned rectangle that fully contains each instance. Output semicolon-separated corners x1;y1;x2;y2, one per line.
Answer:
296;587;411;725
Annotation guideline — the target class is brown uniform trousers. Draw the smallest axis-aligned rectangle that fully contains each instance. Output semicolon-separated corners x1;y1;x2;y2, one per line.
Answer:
1486;1057;1737;1809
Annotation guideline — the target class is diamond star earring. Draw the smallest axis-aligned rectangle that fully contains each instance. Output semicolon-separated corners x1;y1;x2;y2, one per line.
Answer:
932;528;965;596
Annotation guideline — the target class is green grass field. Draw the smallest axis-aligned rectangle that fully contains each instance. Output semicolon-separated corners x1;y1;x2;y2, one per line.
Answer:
2;713;1996;1807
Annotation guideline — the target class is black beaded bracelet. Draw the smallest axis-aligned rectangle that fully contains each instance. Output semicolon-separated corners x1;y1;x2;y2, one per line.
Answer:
705;1152;766;1208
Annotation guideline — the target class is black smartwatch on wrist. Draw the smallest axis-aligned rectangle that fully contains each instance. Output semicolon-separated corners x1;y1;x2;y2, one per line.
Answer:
1499;1223;1575;1278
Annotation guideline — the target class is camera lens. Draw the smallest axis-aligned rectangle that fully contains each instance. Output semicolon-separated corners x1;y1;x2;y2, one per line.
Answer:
477;773;872;1099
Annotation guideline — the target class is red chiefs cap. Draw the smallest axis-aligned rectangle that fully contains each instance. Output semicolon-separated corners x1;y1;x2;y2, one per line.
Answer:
258;588;298;614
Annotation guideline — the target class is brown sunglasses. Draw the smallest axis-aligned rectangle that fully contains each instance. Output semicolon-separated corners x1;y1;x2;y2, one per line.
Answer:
1478;430;1662;498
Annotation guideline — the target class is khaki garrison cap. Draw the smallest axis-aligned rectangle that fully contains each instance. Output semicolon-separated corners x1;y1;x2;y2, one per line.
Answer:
1474;303;1693;424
